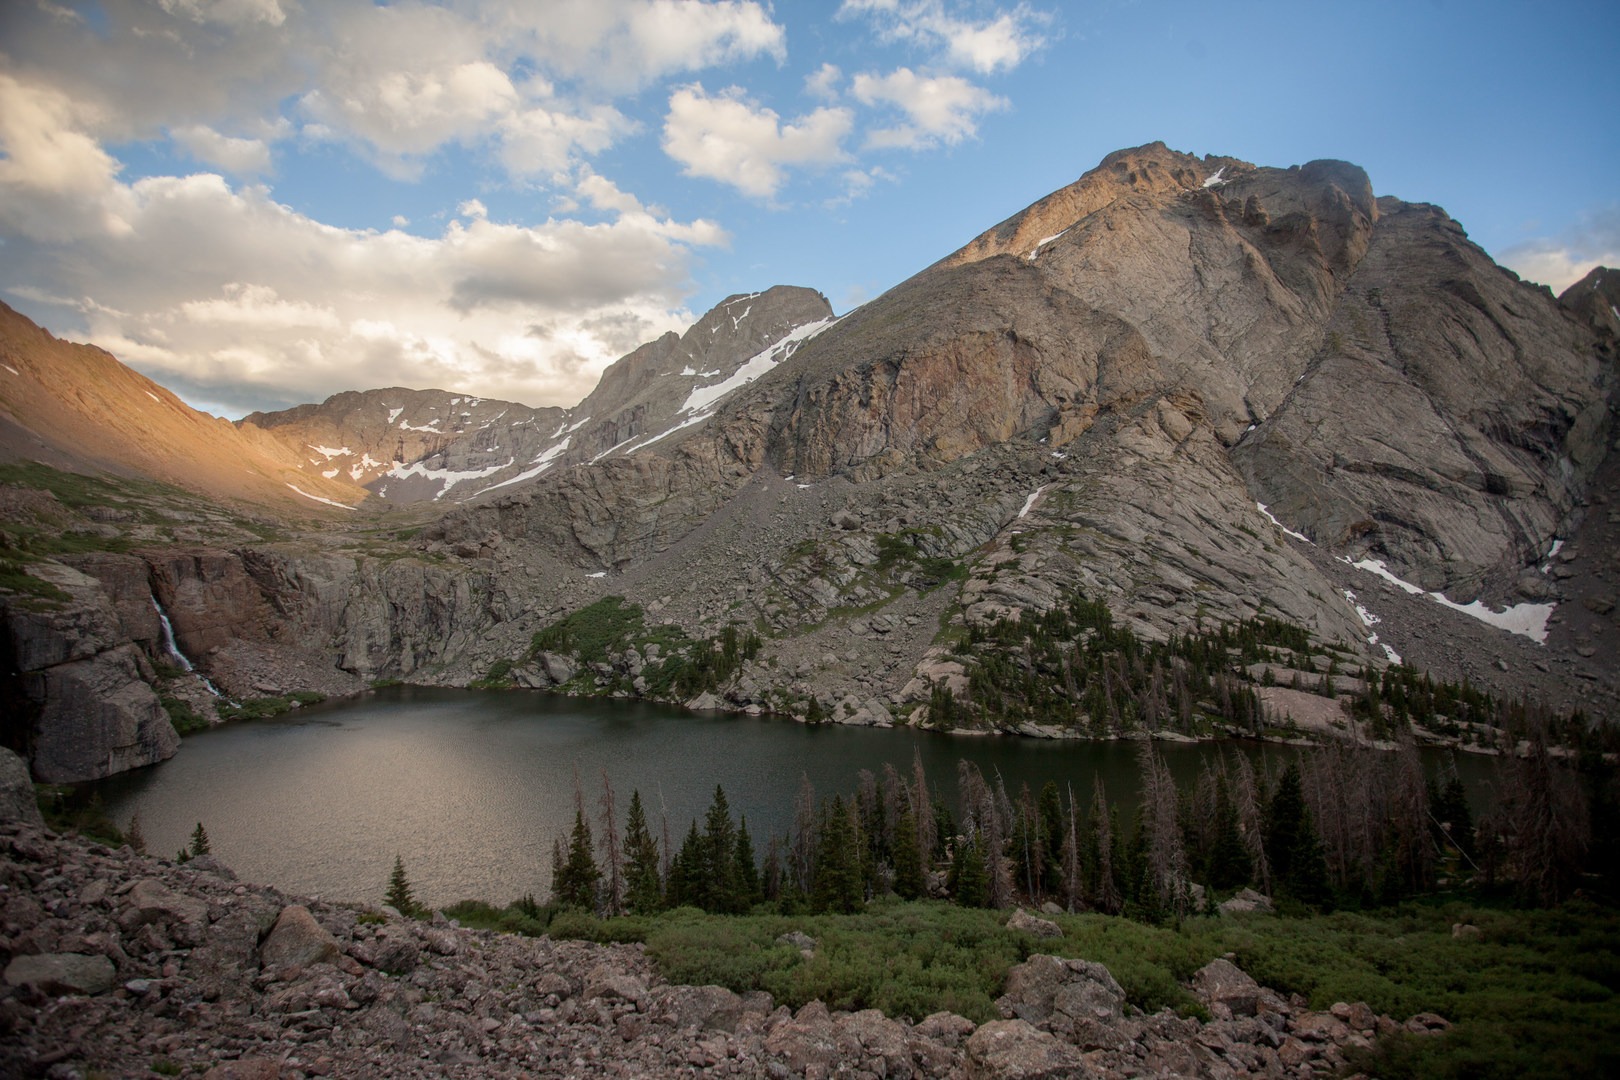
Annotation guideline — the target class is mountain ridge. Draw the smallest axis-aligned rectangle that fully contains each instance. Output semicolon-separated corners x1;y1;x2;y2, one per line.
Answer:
1;142;1615;784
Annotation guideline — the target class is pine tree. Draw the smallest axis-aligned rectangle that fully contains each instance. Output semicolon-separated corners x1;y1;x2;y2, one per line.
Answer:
552;807;601;911
891;806;926;900
734;816;761;909
126;812;147;855
700;785;739;913
385;854;420;916
666;821;705;909
1207;778;1252;890
948;831;990;908
1265;762;1330;906
623;790;663;914
188;822;211;857
811;796;864;914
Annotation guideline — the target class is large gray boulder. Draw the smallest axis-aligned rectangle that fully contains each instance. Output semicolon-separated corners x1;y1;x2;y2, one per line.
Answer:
0;746;43;828
4;952;117;995
259;905;340;970
965;1018;1097;1079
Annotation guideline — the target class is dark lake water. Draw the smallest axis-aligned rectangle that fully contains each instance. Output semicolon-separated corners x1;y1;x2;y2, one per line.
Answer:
92;686;1491;907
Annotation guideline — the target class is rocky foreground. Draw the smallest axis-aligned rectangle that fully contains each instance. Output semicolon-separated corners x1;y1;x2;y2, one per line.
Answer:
0;805;1451;1079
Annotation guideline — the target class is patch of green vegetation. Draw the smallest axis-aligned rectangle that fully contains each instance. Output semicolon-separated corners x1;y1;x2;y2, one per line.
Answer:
470;658;515;689
525;896;1618;1073
443;896;556;937
216;691;325;722
0;555;72;607
158;694;209;735
35;785;125;846
531;595;647;663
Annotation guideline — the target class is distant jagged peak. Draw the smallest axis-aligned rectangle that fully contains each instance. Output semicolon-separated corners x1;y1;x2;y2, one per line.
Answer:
944;142;1254;267
943;143;1384;273
1559;265;1620;338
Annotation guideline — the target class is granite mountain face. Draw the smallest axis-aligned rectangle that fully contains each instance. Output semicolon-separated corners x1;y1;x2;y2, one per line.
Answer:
2;144;1615;781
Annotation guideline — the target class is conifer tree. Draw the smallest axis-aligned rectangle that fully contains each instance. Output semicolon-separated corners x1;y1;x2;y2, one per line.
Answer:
553;807;601;911
666;821;705;909
188;822;211;857
891;806;926;900
1265;762;1330;906
811;796;863;913
948;831;990;907
1208;778;1252;890
623;789;663;914
126;812;147;855
734;816;761;909
700;785;740;913
385;854;420;917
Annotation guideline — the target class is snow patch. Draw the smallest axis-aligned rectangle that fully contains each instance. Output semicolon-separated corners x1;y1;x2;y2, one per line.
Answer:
565;415;592;433
1;364;18;376
145;390;161;403
399;419;441;432
322;468;340;479
386;456;515;499
586;571;606;579
1017;484;1051;520
386;407;403;424
1202;166;1228;188
1026;227;1070;260
681;316;837;415
1540;538;1565;573
482;438;570;493
1256;503;1312;544
308;444;352;459
1346;557;1554;644
286;484;355;510
1343;589;1402;664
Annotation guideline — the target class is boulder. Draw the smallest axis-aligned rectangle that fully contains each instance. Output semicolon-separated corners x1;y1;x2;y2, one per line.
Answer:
122;878;209;929
4;952;117;995
0;746;43;828
1217;888;1275;916
997;954;1125;1028
1007;908;1063;939
259;905;340;969
965;1018;1097;1079
1191;957;1262;1017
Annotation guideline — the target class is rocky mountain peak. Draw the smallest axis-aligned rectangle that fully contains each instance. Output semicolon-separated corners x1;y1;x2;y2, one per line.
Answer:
1559;264;1620;338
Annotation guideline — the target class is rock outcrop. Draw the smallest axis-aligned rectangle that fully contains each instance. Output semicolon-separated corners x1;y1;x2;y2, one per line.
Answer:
0;821;1450;1079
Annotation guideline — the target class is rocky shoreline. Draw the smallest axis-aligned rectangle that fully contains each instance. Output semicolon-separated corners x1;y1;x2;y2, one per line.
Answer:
1;787;1449;1079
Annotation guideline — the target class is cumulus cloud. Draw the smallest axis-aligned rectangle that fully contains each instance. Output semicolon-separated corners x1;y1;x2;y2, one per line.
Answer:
0;1;793;415
1498;207;1620;293
2;167;721;414
852;68;1006;149
171;124;273;175
662;84;853;198
839;0;1049;74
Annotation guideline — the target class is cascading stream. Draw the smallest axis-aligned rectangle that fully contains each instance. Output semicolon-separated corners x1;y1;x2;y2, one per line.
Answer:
151;595;226;698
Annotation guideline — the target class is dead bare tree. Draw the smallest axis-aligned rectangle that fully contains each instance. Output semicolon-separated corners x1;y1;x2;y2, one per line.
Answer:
597;770;624;917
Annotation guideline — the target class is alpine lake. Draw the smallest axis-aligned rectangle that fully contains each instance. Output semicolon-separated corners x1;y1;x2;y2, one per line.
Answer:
89;685;1495;908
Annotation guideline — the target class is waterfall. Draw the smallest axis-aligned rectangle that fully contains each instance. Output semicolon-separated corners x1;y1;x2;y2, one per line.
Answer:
153;596;193;672
151;595;225;698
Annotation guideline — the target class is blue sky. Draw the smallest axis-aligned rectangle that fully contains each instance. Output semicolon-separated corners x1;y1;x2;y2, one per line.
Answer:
1;0;1615;418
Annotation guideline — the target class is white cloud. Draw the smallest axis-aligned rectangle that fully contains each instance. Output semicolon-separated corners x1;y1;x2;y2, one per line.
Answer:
805;63;844;100
1;157;724;415
171;124;273;175
851;68;1006;149
663;84;853;198
159;0;289;28
839;0;1049;74
458;198;490;220
1498;209;1620;293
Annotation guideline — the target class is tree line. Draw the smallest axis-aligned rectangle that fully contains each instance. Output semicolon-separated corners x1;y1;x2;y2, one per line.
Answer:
387;714;1608;921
